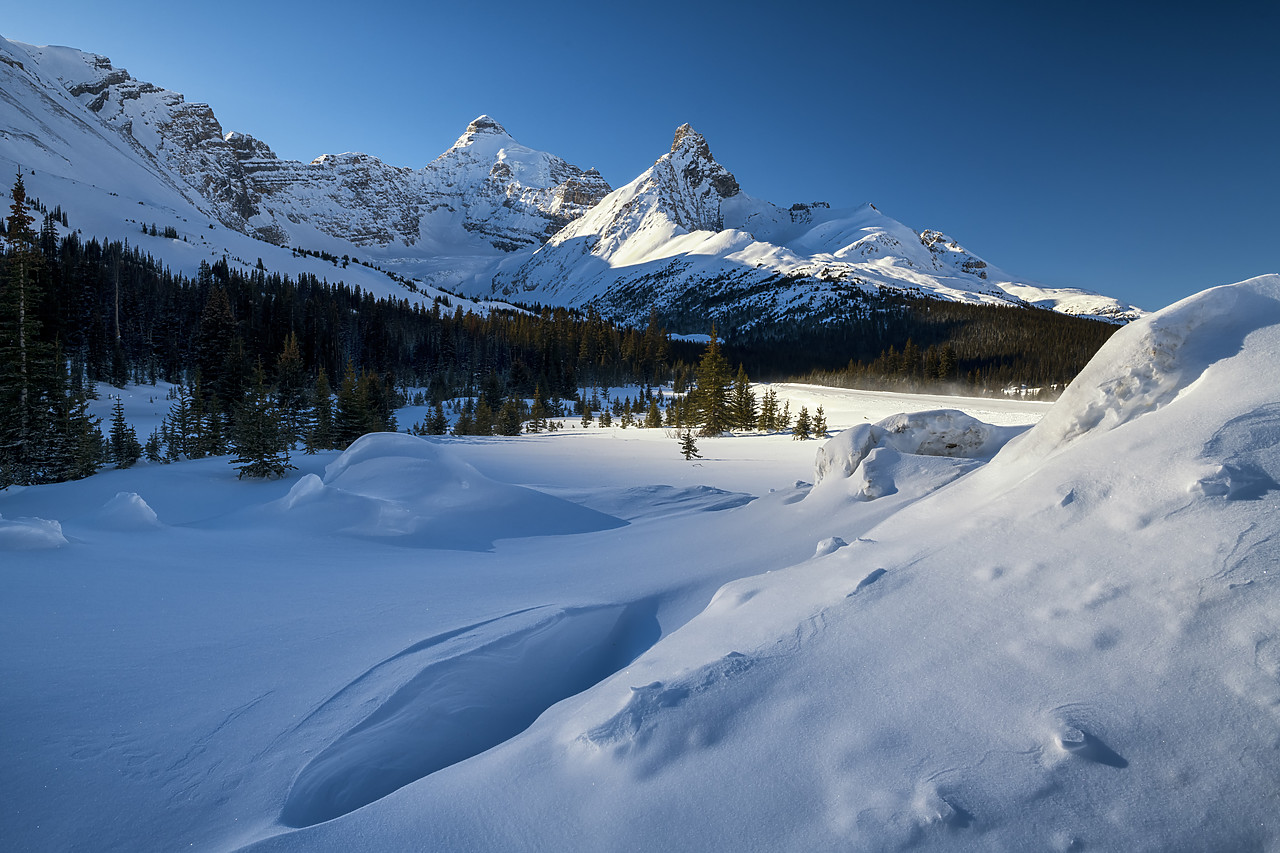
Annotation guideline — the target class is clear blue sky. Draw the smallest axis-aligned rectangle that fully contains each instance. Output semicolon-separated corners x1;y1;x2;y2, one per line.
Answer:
5;0;1277;310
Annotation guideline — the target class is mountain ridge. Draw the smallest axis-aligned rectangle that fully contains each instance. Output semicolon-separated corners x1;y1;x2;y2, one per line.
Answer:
0;34;1143;335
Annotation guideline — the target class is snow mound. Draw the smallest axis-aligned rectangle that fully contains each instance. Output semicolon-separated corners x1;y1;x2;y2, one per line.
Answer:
1009;274;1280;463
85;491;162;530
812;410;1023;501
0;513;68;550
275;433;624;549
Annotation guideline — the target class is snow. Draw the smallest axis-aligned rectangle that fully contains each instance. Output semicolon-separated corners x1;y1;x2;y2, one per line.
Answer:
5;275;1280;852
2;43;1279;842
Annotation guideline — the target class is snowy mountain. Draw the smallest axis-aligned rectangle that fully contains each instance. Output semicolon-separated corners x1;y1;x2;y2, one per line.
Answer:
2;33;1140;333
0;37;608;297
482;124;1143;331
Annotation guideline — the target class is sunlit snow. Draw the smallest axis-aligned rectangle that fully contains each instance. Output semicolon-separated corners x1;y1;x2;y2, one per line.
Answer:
3;276;1280;851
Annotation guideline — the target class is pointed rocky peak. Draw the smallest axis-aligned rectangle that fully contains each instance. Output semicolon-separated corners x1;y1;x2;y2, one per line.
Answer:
665;123;739;200
671;123;710;156
446;114;518;156
465;115;508;135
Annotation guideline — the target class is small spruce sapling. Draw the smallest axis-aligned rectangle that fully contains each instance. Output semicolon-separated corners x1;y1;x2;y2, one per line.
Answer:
679;430;701;460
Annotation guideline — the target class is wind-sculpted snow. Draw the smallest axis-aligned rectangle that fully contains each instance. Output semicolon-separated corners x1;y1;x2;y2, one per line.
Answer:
275;433;624;549
84;491;162;530
281;601;661;827
0;513;67;549
1005;274;1280;465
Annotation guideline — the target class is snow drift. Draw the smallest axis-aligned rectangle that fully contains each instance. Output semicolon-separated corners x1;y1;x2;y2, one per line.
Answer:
0;513;67;550
275;432;624;549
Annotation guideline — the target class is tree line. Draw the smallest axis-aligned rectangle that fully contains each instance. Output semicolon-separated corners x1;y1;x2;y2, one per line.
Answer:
0;177;687;485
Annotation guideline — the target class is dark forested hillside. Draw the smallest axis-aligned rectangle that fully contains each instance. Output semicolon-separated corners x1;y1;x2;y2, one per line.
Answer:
723;290;1120;393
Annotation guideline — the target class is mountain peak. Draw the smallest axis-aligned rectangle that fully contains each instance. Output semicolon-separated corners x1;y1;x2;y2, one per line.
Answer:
671;123;705;154
666;123;738;200
465;115;508;136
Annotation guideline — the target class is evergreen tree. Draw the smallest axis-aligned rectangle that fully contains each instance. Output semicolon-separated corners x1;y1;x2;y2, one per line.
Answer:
645;398;663;429
779;400;792;431
0;173;56;486
426;401;449;435
453;398;476;436
307;367;335;451
812;405;828;438
496;397;523;436
473;399;496;436
108;396;142;468
528;385;549;433
144;428;163;463
196;286;237;408
679;430;701;460
730;365;758;431
757;388;779;432
690;328;732;436
792;406;812;440
274;331;308;447
334;361;369;448
163;383;199;459
230;364;295;479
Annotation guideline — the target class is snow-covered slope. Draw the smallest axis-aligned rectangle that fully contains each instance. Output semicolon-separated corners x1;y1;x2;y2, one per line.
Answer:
483;124;1143;330
3;276;1278;852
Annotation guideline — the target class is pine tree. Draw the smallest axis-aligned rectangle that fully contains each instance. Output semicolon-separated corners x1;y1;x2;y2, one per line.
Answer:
690;327;732;436
528;385;549;433
164;383;198;459
757;388;779;432
645;398;663;429
496;397;523;436
108;396;142;468
0;173;56;486
812;405;828;438
779;400;792;431
230;364;295;480
453;398;476;436
730;365;757;431
792;406;812;440
474;399;496;435
426;401;449;435
274;331;307;448
307;367;335;451
144;428;163;463
334;361;369;448
679;430;701;460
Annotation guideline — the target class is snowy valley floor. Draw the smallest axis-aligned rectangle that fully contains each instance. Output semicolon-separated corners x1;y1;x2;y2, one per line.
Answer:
5;279;1280;852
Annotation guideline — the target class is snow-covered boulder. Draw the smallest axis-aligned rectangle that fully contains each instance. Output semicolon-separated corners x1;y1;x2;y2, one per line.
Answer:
812;409;1024;500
